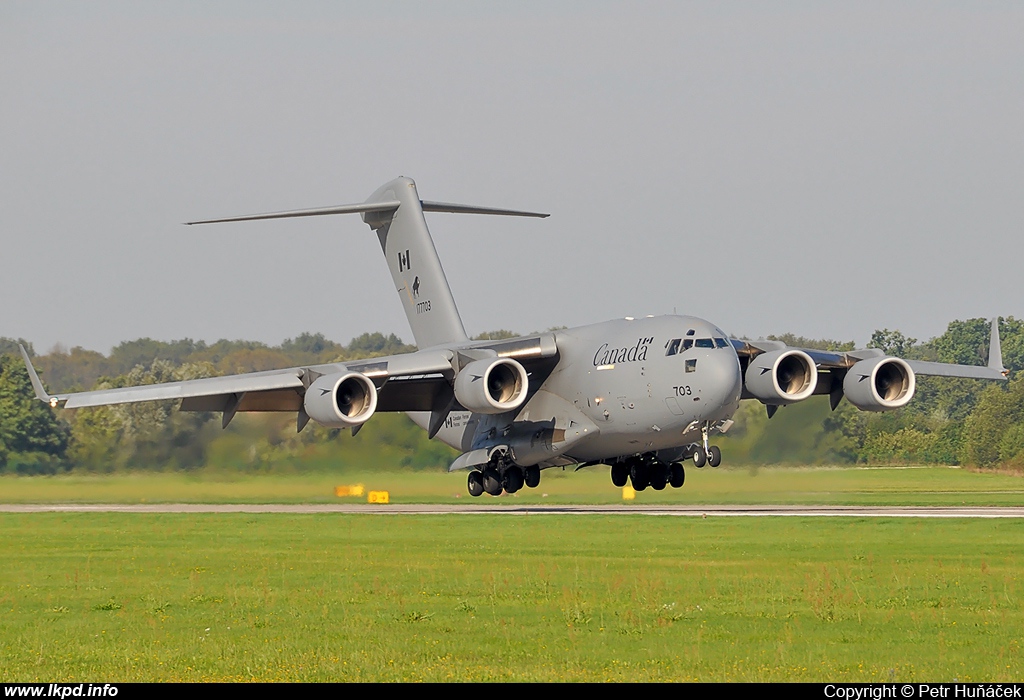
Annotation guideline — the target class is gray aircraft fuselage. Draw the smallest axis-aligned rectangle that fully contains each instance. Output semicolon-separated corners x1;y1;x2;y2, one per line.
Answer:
411;314;742;466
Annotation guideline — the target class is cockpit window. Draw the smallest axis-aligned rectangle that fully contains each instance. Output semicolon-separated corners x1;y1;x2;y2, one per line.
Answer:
665;338;681;356
714;337;729;349
695;338;714;349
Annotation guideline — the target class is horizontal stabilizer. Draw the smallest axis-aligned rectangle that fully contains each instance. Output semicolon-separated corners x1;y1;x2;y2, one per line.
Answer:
187;200;548;225
420;201;549;218
186;201;402;225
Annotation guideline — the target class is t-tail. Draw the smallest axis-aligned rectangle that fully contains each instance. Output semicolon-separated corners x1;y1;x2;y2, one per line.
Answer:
187;176;548;348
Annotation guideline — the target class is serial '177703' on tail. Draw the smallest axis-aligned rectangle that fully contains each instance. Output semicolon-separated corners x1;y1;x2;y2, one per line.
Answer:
21;177;1008;496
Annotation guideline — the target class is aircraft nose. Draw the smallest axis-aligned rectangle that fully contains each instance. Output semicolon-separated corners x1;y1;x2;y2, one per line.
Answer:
704;348;743;414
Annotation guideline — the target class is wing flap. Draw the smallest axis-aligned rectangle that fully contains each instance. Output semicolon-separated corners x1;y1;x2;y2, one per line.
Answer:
376;376;450;412
179;389;305;413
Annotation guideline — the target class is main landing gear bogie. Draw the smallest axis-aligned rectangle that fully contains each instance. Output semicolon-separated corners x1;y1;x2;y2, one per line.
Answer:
612;454;689;492
467;463;542;497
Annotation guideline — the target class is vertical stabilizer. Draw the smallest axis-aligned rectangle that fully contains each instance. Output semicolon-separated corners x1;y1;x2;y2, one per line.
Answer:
186;176;546;349
361;177;469;348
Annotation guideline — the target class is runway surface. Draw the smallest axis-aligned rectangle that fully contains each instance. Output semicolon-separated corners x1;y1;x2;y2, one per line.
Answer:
3;504;1024;517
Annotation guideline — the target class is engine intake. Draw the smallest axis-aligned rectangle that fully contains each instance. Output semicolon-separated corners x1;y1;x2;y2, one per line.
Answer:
745;349;818;405
454;357;529;414
303;372;378;427
843;356;916;412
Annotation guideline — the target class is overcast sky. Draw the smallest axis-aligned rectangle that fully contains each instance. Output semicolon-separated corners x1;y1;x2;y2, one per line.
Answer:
3;1;1021;354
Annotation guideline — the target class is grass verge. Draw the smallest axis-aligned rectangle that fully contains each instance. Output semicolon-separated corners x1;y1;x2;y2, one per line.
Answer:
1;513;1022;681
1;466;1023;506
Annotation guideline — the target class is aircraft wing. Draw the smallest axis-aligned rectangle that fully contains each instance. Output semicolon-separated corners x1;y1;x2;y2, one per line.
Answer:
20;344;455;423
46;367;306;410
728;318;1007;415
19;333;559;432
730;340;1007;381
731;316;1008;382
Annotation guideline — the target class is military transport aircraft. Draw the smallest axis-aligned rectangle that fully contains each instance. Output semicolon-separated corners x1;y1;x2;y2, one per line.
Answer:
20;177;1008;496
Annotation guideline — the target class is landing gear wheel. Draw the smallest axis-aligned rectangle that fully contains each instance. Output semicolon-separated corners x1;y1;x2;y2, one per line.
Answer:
610;463;629;488
669;462;685;488
503;467;524;494
629;461;650;491
650;464;668;491
692;446;707;468
467;470;484;497
524;466;541;489
482;468;503;496
707;445;722;468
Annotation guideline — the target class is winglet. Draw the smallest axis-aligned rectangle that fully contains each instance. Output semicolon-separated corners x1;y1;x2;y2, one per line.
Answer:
19;344;58;406
989;318;1007;376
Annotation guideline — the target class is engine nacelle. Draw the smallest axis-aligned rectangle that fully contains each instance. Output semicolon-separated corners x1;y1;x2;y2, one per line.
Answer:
303;372;378;428
843;356;916;412
745;349;818;405
454;357;529;414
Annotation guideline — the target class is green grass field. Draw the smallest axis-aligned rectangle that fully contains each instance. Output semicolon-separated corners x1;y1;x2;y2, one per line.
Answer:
1;465;1023;506
2;467;1022;681
2;513;1022;682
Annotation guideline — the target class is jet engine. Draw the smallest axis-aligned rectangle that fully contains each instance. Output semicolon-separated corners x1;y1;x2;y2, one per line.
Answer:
745;349;818;404
843;356;916;411
303;372;378;427
454;357;529;414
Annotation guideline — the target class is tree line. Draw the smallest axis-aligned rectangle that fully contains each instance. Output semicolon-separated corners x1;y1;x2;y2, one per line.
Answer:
0;320;1021;475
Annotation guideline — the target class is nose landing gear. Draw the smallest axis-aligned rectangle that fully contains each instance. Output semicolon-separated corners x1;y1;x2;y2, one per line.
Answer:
691;422;722;468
